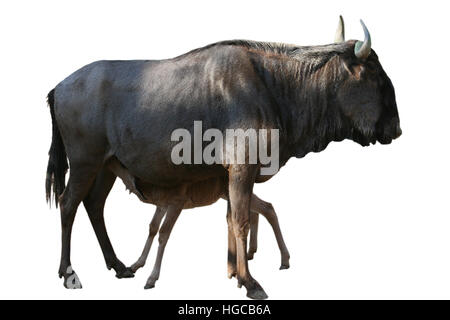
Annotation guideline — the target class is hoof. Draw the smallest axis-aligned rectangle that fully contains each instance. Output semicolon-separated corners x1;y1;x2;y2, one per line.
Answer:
279;263;290;270
227;271;237;279
116;267;135;279
129;262;144;274
62;266;82;289
144;283;155;289
144;277;157;289
243;279;268;300
247;252;255;260
246;288;268;300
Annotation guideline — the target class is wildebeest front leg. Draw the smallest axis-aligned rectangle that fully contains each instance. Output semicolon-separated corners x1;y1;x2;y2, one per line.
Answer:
228;165;268;299
130;206;167;273
58;164;98;289
144;204;183;289
83;167;134;279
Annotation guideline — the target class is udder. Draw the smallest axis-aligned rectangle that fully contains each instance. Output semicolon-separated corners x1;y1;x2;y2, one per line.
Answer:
182;177;227;209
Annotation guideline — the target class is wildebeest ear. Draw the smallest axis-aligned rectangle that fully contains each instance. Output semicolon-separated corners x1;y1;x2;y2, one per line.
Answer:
334;15;345;43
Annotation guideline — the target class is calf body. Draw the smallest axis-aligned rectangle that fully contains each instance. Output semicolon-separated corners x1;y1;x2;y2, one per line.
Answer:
129;196;290;288
108;157;290;286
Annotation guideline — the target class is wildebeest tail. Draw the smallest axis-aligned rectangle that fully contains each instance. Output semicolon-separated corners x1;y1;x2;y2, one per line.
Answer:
45;89;68;207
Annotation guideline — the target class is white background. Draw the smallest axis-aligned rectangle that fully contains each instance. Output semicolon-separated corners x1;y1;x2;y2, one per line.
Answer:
0;0;449;300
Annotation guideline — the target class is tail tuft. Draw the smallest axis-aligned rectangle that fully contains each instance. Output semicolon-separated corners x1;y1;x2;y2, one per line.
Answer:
45;89;68;207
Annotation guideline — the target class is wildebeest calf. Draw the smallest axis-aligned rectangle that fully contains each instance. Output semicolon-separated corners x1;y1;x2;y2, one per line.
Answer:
106;157;290;288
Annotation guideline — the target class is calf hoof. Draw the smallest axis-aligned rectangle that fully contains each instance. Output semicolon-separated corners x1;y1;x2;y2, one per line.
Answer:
129;261;145;273
280;262;290;270
227;270;237;279
144;277;158;289
247;251;255;260
60;266;82;289
144;283;155;289
116;267;135;279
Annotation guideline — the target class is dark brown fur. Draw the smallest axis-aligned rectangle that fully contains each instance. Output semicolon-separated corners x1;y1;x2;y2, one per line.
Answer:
46;34;400;298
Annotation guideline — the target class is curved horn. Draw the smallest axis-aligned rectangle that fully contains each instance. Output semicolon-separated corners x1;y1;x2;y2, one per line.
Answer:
334;15;345;43
354;19;372;59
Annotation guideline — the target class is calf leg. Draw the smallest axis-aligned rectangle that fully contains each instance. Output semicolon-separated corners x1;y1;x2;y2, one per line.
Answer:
247;211;259;260
130;206;166;273
251;194;290;269
58;164;98;289
144;204;183;289
228;165;267;299
83;167;134;279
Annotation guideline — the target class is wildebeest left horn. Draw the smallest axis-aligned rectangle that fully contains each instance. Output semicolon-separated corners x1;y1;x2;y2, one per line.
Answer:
354;19;371;59
334;15;345;43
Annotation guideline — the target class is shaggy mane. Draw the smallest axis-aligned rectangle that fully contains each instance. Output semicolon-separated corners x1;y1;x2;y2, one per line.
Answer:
173;39;354;64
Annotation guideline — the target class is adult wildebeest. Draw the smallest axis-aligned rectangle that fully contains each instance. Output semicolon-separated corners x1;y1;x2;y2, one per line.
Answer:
46;16;401;299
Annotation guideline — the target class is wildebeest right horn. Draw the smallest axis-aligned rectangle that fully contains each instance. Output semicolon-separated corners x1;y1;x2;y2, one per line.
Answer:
334;15;345;43
354;19;372;59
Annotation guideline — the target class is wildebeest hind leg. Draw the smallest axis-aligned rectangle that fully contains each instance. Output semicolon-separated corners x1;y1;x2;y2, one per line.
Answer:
58;164;98;289
83;167;134;279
